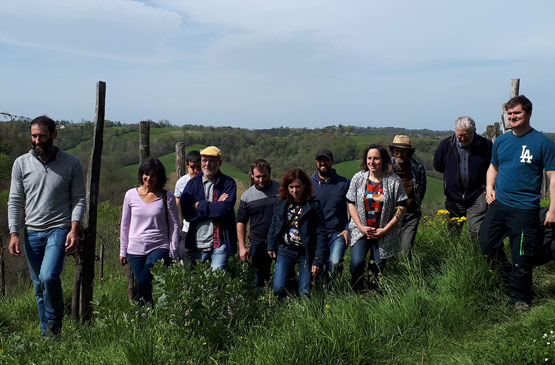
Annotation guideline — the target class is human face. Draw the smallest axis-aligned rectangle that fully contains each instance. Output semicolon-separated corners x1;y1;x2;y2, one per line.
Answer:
31;124;56;156
366;148;383;173
507;104;531;131
201;155;221;179
288;178;305;203
392;148;410;166
142;170;158;189
455;128;474;146
187;161;201;178
316;157;333;178
252;167;271;190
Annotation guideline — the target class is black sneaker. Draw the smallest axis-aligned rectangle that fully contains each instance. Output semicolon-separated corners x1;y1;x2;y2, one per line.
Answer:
42;322;61;338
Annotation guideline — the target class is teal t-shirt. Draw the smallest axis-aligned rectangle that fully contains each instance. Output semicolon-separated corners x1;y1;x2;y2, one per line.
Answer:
492;128;555;209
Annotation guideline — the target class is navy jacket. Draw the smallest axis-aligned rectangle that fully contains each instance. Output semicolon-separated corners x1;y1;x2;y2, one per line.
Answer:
267;198;329;268
311;170;350;234
181;171;237;256
433;134;492;203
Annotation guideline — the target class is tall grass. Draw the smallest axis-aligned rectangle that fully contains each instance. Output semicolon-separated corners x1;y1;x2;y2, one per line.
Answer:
1;210;554;363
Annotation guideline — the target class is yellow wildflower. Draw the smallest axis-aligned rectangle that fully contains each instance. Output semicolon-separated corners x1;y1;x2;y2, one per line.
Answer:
459;216;467;221
202;342;207;346
157;337;162;342
437;209;449;215
325;304;331;309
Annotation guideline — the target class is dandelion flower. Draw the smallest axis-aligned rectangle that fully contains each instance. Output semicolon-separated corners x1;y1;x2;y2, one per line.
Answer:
202;342;207;346
157;337;162;342
437;209;449;215
325;304;331;309
460;216;467;221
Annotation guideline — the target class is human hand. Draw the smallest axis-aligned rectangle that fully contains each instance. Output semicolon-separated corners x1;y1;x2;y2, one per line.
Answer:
311;265;320;276
239;246;251;262
267;250;277;259
545;209;555;226
9;233;21;257
65;230;79;253
337;230;349;246
218;193;229;202
119;256;128;265
485;188;496;204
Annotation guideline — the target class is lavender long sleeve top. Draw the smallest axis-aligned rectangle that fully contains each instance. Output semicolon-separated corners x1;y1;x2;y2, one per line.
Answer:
120;188;180;259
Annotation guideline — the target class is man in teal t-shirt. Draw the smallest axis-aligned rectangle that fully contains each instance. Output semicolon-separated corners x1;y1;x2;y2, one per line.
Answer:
480;95;555;311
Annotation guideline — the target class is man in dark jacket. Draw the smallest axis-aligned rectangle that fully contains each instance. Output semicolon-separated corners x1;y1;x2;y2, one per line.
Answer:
181;146;237;270
310;149;350;280
434;116;492;236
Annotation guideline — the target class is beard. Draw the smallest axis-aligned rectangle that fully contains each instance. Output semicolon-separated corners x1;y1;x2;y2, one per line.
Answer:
318;166;332;178
32;139;54;156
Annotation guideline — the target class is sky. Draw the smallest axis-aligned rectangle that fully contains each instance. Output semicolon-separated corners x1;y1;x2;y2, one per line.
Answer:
1;0;555;133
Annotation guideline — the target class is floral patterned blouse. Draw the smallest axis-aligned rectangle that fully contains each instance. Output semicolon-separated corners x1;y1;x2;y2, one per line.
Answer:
346;170;408;259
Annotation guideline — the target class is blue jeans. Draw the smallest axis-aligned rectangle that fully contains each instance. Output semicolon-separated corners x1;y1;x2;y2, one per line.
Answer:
327;231;347;279
273;244;312;297
251;241;272;287
194;244;228;270
24;227;69;334
350;238;387;291
128;248;169;304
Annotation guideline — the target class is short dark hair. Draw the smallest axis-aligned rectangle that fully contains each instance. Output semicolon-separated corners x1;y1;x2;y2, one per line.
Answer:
186;150;201;163
505;95;533;115
30;115;56;134
361;144;392;173
251;159;271;176
279;168;313;204
138;157;167;189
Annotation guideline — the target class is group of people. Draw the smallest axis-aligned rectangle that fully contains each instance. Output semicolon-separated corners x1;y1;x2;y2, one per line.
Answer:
7;95;555;337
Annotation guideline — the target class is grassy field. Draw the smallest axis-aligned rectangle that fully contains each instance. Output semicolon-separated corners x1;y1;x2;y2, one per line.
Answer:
1;205;555;363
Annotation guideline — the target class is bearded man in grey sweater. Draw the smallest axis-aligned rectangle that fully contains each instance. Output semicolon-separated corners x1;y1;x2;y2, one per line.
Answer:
8;115;85;337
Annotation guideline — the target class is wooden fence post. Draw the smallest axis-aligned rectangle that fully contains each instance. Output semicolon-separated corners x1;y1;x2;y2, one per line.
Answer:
0;236;5;297
71;81;106;321
501;78;520;133
176;142;186;179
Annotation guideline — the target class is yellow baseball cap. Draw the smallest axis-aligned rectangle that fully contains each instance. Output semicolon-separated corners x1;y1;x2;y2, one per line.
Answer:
200;146;221;157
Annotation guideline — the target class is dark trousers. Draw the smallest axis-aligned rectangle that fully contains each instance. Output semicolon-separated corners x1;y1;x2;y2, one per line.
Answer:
479;200;540;304
128;248;170;304
251;241;272;287
350;238;387;292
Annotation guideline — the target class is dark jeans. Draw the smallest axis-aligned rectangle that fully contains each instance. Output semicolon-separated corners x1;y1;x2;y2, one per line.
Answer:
273;244;312;297
251;241;272;287
177;232;195;268
479;200;540;304
350;238;387;292
128;248;170;304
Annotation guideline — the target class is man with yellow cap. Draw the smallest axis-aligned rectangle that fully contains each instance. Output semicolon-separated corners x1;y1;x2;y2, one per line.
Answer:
180;146;237;269
389;135;426;257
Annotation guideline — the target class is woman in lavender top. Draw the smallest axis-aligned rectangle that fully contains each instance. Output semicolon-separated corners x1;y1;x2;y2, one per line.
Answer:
120;158;179;305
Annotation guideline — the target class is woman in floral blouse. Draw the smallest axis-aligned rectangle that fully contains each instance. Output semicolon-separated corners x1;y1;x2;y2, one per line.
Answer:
347;144;407;292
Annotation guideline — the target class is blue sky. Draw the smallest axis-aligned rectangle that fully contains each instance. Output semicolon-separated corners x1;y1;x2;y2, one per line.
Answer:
1;0;555;133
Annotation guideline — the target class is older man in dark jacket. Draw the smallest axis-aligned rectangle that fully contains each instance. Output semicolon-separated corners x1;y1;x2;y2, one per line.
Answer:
434;116;492;236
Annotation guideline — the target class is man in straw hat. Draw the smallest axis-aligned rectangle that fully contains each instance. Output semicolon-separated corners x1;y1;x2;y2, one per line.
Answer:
389;135;426;257
433;116;492;236
180;146;237;270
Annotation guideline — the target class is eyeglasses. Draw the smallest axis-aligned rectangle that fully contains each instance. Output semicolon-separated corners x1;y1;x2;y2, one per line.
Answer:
456;133;472;139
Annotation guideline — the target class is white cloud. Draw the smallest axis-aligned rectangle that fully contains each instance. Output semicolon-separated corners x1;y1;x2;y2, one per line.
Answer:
0;0;182;62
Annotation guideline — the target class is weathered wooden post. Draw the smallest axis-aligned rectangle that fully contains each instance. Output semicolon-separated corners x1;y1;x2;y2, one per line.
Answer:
71;81;106;321
0;236;5;297
501;78;520;133
176;142;186;179
485;122;501;142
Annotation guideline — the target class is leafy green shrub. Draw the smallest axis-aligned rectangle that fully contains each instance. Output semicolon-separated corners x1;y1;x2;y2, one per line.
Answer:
151;258;263;347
